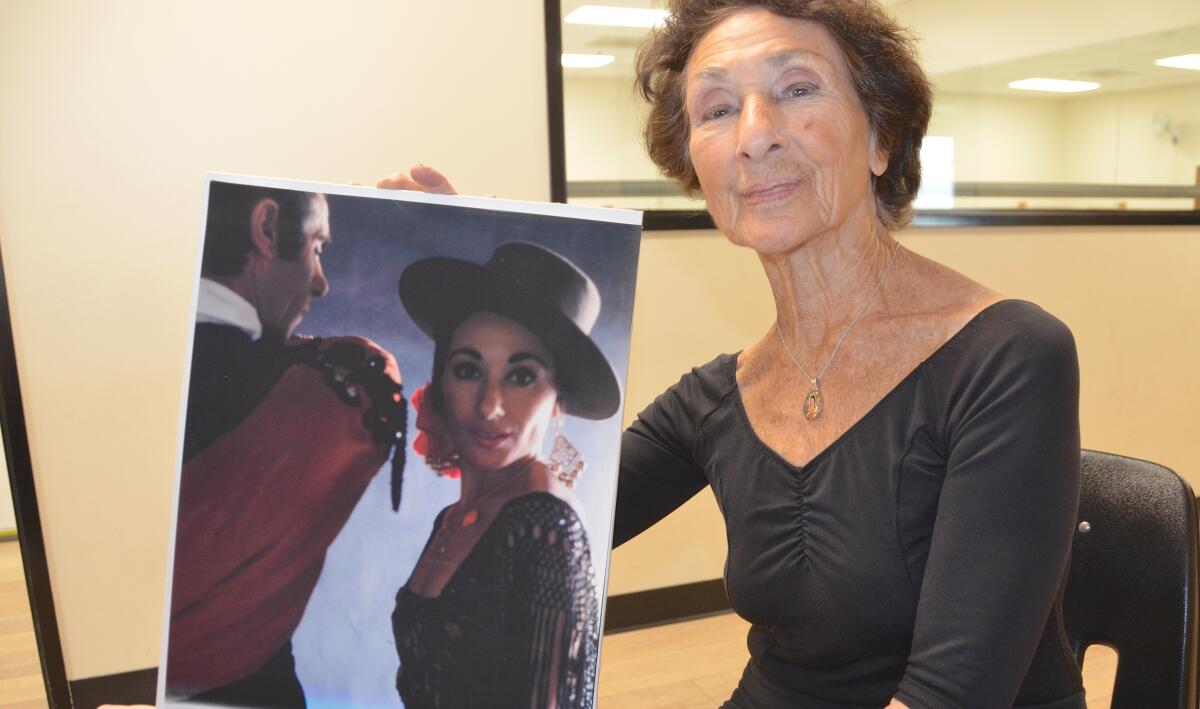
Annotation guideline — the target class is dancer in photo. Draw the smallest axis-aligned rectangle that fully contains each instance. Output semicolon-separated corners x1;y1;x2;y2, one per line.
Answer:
392;242;616;709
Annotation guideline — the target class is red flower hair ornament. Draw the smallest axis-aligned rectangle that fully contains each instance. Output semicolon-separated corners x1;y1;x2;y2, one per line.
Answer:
411;383;462;479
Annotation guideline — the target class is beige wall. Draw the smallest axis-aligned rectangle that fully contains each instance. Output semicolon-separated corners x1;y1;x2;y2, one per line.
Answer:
613;235;775;593
609;223;1200;594
908;225;1200;476
0;0;549;680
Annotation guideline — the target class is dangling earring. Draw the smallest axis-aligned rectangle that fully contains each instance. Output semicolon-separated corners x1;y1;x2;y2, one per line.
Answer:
425;450;463;476
547;415;585;487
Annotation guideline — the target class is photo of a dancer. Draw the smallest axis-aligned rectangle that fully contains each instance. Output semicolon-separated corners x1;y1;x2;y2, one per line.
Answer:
160;175;641;709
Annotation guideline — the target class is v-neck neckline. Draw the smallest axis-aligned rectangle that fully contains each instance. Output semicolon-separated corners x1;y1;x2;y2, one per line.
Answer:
730;299;1024;472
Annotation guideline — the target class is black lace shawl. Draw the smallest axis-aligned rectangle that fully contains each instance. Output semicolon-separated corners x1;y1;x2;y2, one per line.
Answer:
393;493;599;709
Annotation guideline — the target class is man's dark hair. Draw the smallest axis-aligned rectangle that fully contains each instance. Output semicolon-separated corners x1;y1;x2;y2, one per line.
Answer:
201;182;318;278
636;0;932;230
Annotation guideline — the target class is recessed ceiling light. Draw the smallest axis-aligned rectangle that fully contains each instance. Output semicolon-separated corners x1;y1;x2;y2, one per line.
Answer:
1008;78;1101;93
562;53;616;69
564;5;669;28
1155;54;1200;71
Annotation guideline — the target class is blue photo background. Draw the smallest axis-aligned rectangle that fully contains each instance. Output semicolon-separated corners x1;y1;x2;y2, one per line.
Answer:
289;193;640;708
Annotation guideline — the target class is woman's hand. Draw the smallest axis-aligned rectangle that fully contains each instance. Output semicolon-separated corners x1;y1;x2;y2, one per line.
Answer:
885;699;910;708
375;165;457;195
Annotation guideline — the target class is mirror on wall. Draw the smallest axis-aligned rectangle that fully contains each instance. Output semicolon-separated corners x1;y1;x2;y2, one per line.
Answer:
557;0;1200;220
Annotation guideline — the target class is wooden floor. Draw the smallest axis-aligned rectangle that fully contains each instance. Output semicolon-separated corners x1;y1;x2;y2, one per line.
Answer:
0;539;1118;708
1;540;49;709
598;613;1118;708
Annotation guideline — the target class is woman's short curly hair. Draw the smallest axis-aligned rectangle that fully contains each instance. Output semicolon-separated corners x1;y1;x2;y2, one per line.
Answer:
636;0;932;230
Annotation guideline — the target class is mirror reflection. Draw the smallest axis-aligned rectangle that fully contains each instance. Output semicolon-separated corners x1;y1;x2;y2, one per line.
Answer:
561;0;1200;213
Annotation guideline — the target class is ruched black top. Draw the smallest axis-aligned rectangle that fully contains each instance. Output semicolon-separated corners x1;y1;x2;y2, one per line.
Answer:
615;300;1085;709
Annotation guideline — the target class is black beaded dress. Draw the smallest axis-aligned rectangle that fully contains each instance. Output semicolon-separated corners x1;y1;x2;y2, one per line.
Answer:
393;492;599;709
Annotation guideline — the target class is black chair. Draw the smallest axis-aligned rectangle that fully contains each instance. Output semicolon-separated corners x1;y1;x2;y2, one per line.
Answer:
1063;450;1199;709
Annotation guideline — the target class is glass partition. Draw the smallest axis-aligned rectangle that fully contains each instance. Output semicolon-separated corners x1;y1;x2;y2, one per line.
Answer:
555;0;1200;225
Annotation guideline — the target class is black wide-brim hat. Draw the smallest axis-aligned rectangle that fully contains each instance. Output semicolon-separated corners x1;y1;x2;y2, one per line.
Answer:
399;241;620;420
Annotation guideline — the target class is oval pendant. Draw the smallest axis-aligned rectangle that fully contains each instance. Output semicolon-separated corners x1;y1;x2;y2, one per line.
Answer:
803;386;824;421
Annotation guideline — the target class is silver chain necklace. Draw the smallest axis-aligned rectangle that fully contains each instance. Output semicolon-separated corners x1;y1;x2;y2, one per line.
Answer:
775;240;902;421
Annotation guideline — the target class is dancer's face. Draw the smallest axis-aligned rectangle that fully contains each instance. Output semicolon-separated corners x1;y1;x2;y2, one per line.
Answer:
440;312;561;473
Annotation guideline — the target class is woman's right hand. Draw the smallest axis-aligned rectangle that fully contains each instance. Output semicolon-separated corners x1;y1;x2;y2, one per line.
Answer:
375;165;457;195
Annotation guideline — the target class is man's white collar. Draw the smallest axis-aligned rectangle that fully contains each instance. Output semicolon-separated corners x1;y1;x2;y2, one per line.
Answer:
196;278;263;341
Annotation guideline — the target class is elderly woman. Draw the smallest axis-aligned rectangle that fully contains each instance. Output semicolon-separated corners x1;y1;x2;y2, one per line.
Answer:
387;2;1082;707
392;242;612;708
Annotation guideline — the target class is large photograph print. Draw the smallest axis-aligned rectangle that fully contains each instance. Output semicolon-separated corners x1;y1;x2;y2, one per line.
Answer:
159;174;642;709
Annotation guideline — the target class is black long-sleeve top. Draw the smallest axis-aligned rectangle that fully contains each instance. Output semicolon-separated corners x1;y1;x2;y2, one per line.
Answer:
615;300;1085;709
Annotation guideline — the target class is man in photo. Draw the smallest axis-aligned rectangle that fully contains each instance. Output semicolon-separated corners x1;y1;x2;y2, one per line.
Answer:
165;182;407;708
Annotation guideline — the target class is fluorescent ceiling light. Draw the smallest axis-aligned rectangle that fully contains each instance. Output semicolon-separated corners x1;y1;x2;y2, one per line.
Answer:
1155;54;1200;71
562;53;616;69
1008;78;1100;93
564;5;669;28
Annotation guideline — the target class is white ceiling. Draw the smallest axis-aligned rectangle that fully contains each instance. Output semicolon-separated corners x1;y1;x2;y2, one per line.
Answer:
560;0;1200;95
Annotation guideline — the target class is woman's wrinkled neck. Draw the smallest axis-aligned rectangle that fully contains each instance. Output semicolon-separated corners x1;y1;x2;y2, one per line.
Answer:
760;207;898;353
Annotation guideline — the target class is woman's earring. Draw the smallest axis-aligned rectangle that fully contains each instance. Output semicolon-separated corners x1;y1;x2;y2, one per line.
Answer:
548;416;585;487
426;450;463;476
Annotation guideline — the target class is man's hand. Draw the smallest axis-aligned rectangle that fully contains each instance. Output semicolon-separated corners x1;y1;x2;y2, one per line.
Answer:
375;165;457;195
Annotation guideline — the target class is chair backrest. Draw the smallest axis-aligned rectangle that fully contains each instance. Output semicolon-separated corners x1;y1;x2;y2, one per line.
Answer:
1063;450;1199;709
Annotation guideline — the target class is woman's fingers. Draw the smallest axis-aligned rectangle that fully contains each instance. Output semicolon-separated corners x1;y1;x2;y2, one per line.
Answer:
375;165;458;195
375;171;424;191
409;164;457;195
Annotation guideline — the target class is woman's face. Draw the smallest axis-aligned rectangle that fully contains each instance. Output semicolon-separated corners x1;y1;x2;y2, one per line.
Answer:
440;311;561;473
684;9;888;254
